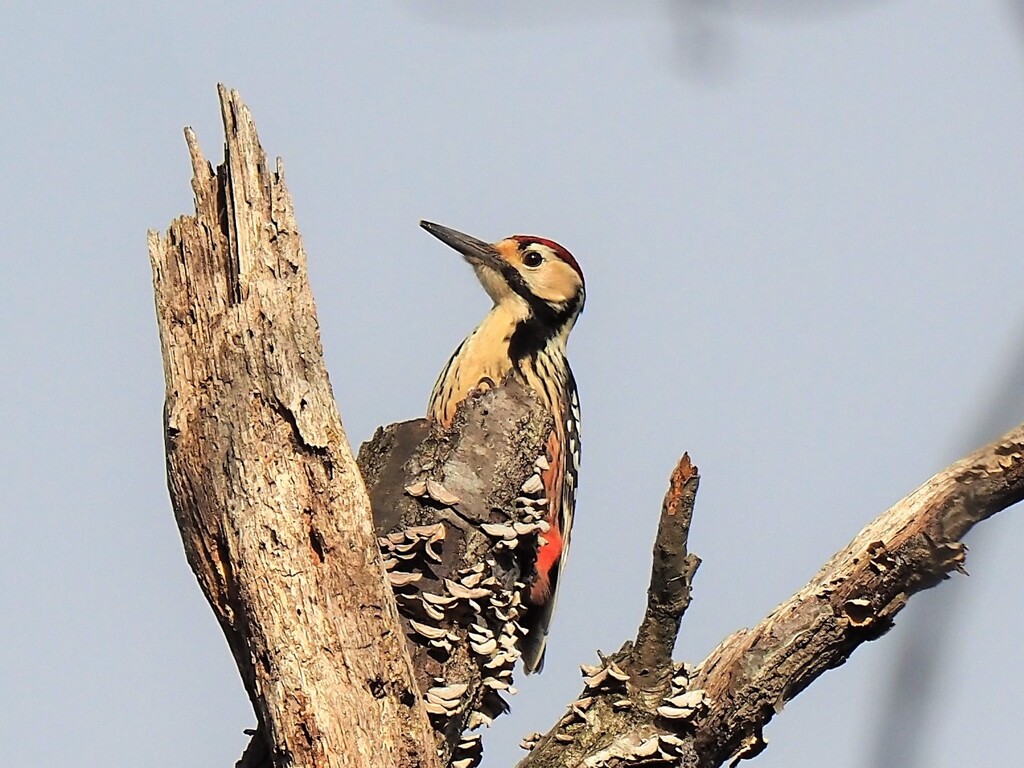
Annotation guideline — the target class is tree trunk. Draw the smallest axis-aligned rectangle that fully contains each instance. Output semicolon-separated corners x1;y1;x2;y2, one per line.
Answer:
149;85;439;768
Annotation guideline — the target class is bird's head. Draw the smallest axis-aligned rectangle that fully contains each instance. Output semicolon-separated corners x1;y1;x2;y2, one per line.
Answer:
420;221;585;331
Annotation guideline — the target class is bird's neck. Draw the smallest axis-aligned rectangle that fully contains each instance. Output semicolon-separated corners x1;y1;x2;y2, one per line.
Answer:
427;301;572;427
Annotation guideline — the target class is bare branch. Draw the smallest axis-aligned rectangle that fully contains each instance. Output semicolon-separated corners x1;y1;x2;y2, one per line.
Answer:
516;457;706;768
689;423;1024;766
150;86;438;768
629;453;701;694
518;424;1024;768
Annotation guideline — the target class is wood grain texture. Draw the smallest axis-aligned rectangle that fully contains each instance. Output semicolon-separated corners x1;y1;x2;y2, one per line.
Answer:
149;86;438;768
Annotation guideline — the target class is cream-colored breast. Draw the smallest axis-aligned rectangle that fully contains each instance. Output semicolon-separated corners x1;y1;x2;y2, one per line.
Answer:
428;303;523;427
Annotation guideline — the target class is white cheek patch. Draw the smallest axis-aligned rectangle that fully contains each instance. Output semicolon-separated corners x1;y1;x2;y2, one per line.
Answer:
526;260;580;305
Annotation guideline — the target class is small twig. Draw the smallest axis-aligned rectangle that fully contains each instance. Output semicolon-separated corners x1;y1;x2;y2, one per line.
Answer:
516;455;704;768
628;454;701;691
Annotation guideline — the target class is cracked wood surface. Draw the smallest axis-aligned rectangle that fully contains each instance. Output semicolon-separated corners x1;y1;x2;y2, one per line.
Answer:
149;86;438;768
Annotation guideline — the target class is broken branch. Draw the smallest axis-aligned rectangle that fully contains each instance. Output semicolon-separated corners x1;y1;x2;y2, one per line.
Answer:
150;85;439;768
629;453;701;693
518;424;1024;768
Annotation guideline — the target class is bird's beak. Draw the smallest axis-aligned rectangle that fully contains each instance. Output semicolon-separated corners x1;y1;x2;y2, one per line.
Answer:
420;221;505;272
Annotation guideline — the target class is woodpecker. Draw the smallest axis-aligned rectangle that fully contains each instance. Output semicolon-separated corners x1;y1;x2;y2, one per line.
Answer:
420;220;584;674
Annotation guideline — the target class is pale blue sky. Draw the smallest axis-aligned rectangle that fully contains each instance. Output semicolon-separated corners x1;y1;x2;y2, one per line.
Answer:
3;2;1024;766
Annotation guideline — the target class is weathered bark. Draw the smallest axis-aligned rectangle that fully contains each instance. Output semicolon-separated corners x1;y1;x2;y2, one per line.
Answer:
517;425;1024;768
628;455;701;704
149;86;439;768
686;424;1024;766
356;382;554;765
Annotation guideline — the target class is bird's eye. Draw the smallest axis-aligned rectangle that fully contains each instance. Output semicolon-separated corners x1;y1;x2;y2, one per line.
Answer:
523;250;544;268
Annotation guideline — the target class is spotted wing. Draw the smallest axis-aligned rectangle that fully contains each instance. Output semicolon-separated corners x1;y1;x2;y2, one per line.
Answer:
521;367;580;673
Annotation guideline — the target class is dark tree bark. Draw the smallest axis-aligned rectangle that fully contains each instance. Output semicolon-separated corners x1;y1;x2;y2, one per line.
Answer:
356;381;554;766
151;87;1024;768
